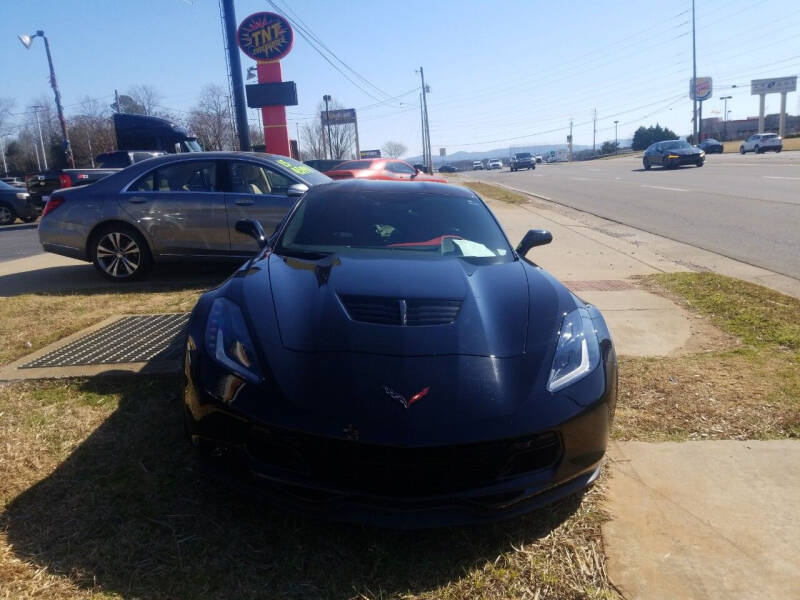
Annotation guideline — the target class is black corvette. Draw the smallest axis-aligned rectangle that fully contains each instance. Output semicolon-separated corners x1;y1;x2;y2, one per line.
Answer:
183;180;617;526
643;139;705;169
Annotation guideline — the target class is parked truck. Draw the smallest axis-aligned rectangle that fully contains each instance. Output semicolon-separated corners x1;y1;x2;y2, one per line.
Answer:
26;113;200;205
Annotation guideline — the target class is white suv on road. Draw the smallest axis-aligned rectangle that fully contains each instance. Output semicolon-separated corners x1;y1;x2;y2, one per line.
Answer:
740;133;782;154
472;160;484;170
488;159;503;170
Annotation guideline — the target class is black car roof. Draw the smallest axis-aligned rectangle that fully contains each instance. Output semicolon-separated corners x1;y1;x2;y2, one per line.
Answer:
308;178;475;198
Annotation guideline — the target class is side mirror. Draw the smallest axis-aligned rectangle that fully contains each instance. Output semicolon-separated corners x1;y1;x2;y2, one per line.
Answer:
411;169;419;178
516;229;552;257
235;218;269;249
287;183;309;197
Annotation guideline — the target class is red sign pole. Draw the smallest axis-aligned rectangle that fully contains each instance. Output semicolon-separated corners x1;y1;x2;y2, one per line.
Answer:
257;60;291;156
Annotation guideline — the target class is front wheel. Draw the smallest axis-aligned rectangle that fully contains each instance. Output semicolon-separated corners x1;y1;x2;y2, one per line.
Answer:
696;159;704;167
740;146;746;154
755;145;761;154
91;225;152;282
0;203;16;226
643;158;651;170
776;148;782;153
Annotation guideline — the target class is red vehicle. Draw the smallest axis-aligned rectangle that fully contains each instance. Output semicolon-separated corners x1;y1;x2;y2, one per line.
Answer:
324;159;447;183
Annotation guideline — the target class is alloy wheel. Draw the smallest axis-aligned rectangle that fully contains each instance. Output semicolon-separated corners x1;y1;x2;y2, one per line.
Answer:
96;231;141;278
0;205;13;225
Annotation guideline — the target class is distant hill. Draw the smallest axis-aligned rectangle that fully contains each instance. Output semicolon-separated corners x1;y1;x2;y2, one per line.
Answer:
405;143;589;165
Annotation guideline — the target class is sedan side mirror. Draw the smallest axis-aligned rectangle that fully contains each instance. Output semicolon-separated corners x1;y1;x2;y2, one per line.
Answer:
516;229;552;257
287;183;309;197
235;218;269;249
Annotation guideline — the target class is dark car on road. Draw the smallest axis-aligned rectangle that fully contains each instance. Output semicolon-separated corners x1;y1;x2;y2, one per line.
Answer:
642;140;705;170
510;152;535;171
0;180;39;225
438;164;459;173
182;179;618;526
38;152;330;281
698;138;723;154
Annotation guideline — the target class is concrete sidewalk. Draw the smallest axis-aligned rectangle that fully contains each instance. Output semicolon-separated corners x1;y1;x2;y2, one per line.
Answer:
603;441;800;600
485;196;711;357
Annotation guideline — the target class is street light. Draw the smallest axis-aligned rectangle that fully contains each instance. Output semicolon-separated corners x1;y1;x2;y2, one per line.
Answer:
246;66;257;81
323;94;333;160
613;120;619;155
18;30;74;168
720;95;732;141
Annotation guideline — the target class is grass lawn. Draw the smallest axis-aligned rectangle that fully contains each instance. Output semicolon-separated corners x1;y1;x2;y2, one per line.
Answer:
614;273;800;440
461;181;529;204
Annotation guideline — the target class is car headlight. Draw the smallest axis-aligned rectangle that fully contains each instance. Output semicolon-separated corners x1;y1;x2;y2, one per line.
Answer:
204;297;263;384
699;151;705;157
547;307;601;393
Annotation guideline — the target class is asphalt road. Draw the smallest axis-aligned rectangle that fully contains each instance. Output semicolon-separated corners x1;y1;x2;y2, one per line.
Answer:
0;226;43;263
470;152;800;279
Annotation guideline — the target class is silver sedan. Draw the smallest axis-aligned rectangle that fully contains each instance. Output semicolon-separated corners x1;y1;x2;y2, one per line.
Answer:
38;152;331;281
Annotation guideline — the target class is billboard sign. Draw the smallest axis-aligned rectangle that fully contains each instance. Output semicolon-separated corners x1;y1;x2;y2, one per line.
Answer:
237;12;294;62
322;108;357;126
360;149;381;159
751;76;797;95
690;77;713;101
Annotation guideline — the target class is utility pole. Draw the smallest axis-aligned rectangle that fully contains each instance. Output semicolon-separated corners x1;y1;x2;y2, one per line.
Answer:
691;0;698;144
614;120;619;155
220;0;251;151
419;93;427;168
31;105;48;170
592;108;597;154
0;135;7;177
114;89;122;113
417;67;432;173
87;131;94;167
720;95;732;141
323;94;333;159
33;143;41;171
568;119;573;162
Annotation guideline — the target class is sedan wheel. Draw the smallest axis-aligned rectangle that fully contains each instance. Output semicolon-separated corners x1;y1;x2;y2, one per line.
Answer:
740;146;746;154
755;145;761;154
92;227;151;281
643;158;651;170
0;203;16;226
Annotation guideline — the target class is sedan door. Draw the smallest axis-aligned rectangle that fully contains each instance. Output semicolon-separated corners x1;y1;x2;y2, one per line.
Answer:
384;161;417;181
121;160;230;256
224;160;301;254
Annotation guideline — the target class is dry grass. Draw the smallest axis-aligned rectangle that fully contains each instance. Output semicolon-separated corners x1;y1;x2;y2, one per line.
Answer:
613;273;800;441
0;285;206;367
0;377;618;600
722;137;800;153
462;181;529;204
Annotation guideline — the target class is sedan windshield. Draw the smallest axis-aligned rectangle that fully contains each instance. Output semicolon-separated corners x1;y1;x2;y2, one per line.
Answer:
276;190;513;262
661;140;691;150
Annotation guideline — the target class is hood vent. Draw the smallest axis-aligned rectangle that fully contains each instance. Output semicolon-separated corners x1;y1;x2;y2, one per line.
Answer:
340;295;462;326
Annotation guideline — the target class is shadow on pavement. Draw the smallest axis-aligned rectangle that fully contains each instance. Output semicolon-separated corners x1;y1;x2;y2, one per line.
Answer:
0;262;237;297
2;373;583;599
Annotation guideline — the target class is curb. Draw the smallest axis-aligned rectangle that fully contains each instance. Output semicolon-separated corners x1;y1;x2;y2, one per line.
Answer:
0;223;38;232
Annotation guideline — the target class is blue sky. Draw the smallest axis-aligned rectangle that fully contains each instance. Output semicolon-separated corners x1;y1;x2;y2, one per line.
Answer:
2;0;799;155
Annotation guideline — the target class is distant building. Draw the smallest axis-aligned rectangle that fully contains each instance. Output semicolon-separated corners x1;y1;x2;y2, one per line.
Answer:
701;113;800;141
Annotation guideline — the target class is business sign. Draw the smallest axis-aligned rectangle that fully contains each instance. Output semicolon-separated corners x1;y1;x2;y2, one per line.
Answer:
751;76;797;95
322;108;357;126
360;149;381;158
246;82;298;107
690;77;713;101
237;12;293;62
439;148;446;157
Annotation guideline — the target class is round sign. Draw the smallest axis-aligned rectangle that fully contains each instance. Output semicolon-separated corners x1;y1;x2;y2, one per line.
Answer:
237;12;293;62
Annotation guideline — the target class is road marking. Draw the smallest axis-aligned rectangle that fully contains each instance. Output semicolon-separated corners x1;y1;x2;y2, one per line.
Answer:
570;176;591;181
640;184;689;192
763;175;800;180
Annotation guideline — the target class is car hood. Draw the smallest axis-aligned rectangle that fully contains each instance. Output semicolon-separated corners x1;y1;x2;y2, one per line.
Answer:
267;253;531;357
665;147;701;155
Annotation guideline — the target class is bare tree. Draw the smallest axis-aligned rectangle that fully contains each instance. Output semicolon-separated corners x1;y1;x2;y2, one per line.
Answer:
127;84;164;116
0;98;15;135
302;99;356;160
188;84;233;151
382;141;407;158
300;120;326;159
68;96;116;166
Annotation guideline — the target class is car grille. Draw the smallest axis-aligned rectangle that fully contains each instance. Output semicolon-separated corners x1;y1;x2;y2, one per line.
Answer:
339;295;462;326
246;428;562;496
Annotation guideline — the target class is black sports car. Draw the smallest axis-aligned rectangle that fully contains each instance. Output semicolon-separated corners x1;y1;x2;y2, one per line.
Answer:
183;180;617;526
643;139;705;169
698;138;724;154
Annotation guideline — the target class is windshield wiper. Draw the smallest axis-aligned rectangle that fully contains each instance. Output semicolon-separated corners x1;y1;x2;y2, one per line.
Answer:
278;249;331;260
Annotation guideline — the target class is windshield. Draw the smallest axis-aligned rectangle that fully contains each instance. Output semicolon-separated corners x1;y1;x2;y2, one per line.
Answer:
661;140;690;150
276;190;513;262
268;156;332;185
183;139;202;152
331;160;374;171
515;153;531;158
0;181;16;191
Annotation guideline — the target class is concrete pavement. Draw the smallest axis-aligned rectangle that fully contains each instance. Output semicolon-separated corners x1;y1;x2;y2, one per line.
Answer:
0;225;44;263
603;440;800;600
471;152;800;281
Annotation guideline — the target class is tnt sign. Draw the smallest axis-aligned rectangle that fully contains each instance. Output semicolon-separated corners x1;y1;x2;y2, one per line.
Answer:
237;12;294;62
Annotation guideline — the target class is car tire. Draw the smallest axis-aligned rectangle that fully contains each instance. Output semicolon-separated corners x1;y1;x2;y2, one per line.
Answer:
740;146;746;154
776;148;782;153
696;159;704;167
755;145;761;154
90;224;152;282
0;203;16;226
643;158;651;170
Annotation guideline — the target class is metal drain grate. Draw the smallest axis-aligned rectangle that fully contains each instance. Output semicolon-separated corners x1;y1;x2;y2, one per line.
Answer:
21;314;190;369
